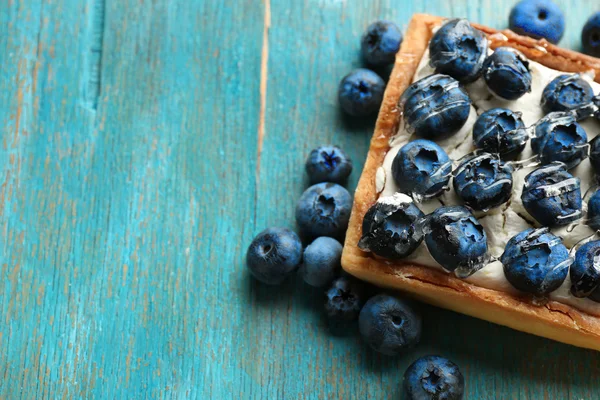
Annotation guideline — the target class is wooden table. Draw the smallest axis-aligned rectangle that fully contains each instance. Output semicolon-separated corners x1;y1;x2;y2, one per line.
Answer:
2;0;600;398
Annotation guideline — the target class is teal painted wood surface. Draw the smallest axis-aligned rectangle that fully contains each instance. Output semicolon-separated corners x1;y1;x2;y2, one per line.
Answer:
1;0;600;398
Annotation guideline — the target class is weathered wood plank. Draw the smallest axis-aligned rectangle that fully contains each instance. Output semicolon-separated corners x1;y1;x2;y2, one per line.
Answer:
1;0;600;398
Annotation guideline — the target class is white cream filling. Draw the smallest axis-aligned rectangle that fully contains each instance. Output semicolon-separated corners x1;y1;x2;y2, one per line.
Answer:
379;47;600;316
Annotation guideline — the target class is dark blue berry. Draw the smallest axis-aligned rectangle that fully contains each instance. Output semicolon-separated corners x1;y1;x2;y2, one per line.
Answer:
401;74;471;139
531;113;588;168
587;189;600;231
509;0;565;44
453;153;513;211
338;69;385;117
300;237;343;287
501;228;569;296
246;227;303;285
358;294;422;355
361;20;403;66
541;74;594;114
521;162;582;227
570;240;600;298
391;139;452;197
358;193;425;259
483;47;532;100
305;145;352;185
472;108;528;158
424;206;488;277
296;182;352;239
582;12;600;57
588;135;600;176
429;18;488;83
325;276;365;335
403;355;465;400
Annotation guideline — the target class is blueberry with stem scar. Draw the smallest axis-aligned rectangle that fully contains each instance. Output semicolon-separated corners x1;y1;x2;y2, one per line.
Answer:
531;112;588;169
541;74;594;114
472;108;528;159
453;152;513;211
401;74;471;139
391;139;452;198
358;193;425;259
483;47;532;100
424;205;488;277
501;228;570;296
521;162;582;227
295;182;352;239
571;240;600;298
403;355;465;400
429;18;488;83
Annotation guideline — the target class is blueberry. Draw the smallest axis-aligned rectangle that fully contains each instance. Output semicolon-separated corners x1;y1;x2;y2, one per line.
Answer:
299;237;343;287
483;47;532;100
325;276;365;334
360;20;403;66
358;193;425;259
472;108;528;158
424;206;488;277
403;355;465;400
296;182;352;239
338;68;385;117
453;153;513;211
570;240;600;298
501;228;569;296
401;74;471;139
305;145;353;185
246;227;303;285
582;12;600;57
358;294;421;355
541;74;594;114
589;136;600;176
531;113;588;168
509;0;565;44
586;189;600;231
521;162;582;227
391;139;452;197
429;19;488;83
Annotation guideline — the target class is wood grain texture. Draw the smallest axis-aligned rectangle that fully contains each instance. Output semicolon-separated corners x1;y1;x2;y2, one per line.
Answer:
1;0;599;399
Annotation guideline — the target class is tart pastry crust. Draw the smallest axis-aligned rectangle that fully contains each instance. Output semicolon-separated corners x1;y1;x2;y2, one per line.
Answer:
341;14;600;351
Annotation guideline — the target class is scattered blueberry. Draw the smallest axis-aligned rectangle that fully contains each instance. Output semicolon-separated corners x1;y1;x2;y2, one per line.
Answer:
472;108;528;158
401;74;471;139
586;189;600;231
246;227;303;285
521;162;582;226
358;294;422;355
361;20;403;66
582;12;600;57
358;193;425;259
541;74;594;114
299;237;343;287
391;139;452;197
501;228;570;296
305;145;353;185
453;152;513;211
428;18;488;83
588;135;600;176
338;68;385;117
509;0;565;44
424;206;488;277
531;113;588;168
483;47;532;100
403;355;465;400
325;276;365;334
296;182;352;239
570;240;600;298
